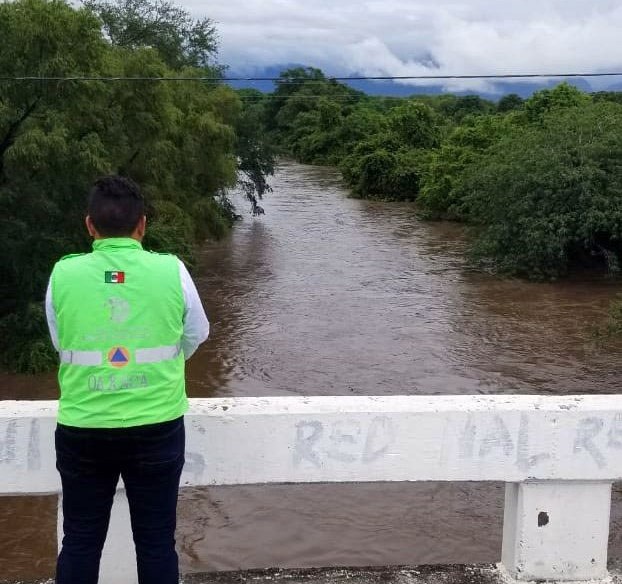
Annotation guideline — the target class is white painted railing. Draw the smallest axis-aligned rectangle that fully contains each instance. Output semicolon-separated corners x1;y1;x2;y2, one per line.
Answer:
1;395;621;583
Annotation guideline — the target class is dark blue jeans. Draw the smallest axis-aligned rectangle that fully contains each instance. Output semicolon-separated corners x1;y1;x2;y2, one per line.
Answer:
55;416;185;584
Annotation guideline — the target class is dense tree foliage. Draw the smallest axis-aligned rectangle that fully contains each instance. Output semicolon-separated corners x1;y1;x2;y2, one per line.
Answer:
417;114;512;219
496;93;523;113
83;0;219;69
465;101;622;277
0;0;273;373
262;73;622;283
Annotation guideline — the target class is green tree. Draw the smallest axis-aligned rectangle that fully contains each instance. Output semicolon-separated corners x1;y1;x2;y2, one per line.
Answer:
592;91;622;105
83;0;219;69
418;115;512;219
235;90;275;214
524;82;590;121
436;94;494;121
497;93;524;113
336;104;387;151
264;66;327;131
464;101;622;278
0;0;273;373
387;101;439;149
0;0;111;371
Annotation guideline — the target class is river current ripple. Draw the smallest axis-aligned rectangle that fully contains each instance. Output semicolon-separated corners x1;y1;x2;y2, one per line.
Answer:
3;161;622;579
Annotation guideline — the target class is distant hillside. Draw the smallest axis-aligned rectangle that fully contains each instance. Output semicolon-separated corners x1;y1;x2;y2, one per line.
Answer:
225;64;621;99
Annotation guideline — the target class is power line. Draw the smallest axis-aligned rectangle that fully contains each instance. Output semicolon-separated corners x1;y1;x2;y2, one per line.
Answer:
1;72;622;83
242;72;622;81
235;94;395;102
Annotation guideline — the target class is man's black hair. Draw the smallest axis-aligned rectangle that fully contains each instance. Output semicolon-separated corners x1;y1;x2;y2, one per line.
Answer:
87;176;145;237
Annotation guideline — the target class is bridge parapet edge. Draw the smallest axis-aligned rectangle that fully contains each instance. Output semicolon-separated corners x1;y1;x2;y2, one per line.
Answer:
1;395;620;583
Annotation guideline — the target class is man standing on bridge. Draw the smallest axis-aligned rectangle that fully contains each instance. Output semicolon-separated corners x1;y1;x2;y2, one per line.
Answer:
45;176;210;584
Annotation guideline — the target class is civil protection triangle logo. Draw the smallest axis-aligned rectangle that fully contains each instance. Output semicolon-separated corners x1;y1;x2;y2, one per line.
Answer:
108;346;130;367
105;271;125;284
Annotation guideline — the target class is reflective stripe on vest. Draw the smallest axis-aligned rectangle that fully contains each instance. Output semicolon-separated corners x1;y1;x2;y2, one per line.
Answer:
59;349;102;366
59;344;182;366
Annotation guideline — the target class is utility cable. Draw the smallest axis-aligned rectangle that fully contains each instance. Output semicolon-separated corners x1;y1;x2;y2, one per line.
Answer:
1;72;622;83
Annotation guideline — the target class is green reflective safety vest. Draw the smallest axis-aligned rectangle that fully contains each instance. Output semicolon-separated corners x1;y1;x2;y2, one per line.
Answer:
51;237;188;428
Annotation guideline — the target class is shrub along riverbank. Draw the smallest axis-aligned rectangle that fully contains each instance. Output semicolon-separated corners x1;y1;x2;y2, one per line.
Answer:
261;68;622;281
0;0;274;373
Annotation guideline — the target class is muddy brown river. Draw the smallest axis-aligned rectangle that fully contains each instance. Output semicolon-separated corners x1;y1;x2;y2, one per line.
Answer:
2;161;622;580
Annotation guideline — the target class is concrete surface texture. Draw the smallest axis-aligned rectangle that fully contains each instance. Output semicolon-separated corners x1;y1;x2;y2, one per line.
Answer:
6;395;622;496
4;563;621;584
4;395;622;583
184;565;502;584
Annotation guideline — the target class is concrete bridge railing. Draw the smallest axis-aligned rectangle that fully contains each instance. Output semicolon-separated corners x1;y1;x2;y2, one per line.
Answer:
1;395;621;584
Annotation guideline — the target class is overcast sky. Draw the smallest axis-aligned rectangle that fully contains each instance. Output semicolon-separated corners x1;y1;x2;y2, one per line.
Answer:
183;0;622;92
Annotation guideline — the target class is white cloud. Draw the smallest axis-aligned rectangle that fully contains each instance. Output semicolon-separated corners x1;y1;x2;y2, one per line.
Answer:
183;0;622;92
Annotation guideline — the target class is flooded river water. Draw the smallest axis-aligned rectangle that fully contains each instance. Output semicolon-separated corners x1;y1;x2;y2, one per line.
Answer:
3;161;622;579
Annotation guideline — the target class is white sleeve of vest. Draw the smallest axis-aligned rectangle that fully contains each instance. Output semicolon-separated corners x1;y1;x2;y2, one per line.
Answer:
179;259;210;360
45;277;60;351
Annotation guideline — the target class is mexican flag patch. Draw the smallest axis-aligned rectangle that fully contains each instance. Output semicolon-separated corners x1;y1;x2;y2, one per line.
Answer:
105;271;125;284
